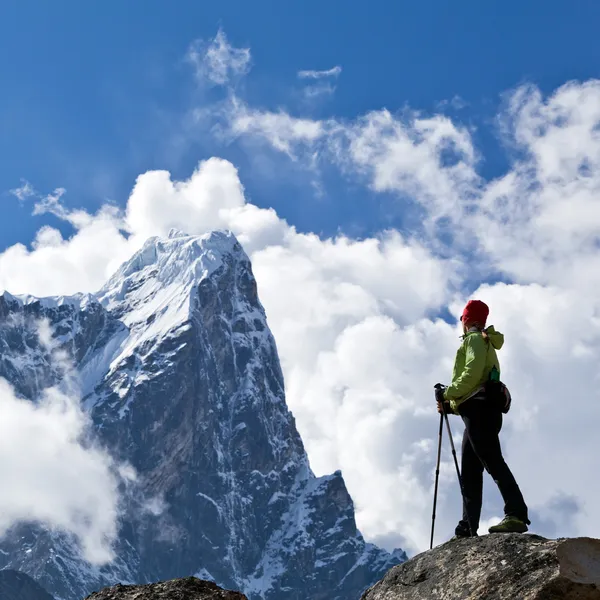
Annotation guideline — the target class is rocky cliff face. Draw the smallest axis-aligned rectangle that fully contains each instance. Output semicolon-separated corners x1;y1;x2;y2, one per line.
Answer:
0;569;55;600
361;534;600;600
0;230;405;600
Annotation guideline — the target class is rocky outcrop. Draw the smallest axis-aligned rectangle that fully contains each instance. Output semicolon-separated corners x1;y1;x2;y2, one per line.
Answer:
0;569;55;600
84;577;246;600
361;534;600;600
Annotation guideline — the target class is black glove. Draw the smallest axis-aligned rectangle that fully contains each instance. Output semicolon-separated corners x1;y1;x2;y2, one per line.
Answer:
434;384;451;414
434;384;446;403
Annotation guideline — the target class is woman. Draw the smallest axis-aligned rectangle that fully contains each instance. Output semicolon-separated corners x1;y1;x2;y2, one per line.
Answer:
438;299;530;537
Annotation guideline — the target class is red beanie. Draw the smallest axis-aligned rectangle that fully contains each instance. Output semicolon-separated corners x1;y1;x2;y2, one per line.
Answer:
461;300;489;326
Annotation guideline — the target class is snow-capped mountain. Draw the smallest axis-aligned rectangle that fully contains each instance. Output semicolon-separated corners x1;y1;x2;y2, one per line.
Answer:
0;230;406;600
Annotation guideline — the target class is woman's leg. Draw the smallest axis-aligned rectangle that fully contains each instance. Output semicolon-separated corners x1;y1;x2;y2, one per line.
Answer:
463;402;529;523
456;425;484;536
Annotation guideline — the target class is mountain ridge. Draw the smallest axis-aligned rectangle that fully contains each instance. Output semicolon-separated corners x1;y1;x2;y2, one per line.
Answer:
0;569;55;600
0;229;406;600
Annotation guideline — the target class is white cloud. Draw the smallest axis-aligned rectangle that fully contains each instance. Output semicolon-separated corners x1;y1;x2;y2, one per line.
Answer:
3;33;600;559
0;203;131;298
32;187;67;217
297;67;341;101
301;81;337;100
187;28;251;86
222;101;479;234
473;80;600;290
297;66;342;79
192;33;478;233
437;95;469;111
0;320;128;564
9;180;36;201
342;110;479;224
226;97;328;158
0;380;121;564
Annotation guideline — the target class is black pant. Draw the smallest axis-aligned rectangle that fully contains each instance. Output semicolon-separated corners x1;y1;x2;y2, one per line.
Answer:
456;398;529;536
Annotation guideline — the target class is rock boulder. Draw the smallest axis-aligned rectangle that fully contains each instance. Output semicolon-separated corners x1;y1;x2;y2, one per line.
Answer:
361;534;600;600
84;577;247;600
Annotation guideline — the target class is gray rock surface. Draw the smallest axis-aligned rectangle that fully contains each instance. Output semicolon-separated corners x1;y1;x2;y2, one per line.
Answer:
361;534;600;600
84;577;246;600
0;230;405;600
0;569;55;600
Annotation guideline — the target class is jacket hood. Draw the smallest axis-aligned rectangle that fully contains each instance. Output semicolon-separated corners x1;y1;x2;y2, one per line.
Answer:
485;325;504;350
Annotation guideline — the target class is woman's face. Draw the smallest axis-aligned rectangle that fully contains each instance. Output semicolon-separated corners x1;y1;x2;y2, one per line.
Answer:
462;319;475;333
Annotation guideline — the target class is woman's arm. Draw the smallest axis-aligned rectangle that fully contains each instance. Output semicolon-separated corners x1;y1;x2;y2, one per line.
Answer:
444;335;487;405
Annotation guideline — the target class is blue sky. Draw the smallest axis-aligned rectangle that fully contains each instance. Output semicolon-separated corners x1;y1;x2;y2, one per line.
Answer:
3;0;600;553
2;0;600;253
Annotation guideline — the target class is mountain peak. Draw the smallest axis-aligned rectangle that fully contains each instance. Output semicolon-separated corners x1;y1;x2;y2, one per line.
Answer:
0;229;405;600
99;229;241;305
167;227;189;239
96;229;244;348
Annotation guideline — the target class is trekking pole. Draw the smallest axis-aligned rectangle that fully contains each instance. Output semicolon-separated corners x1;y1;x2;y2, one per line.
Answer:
430;412;444;549
434;384;475;538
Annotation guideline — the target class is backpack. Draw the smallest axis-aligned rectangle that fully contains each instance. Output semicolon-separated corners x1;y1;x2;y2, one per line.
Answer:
485;364;512;414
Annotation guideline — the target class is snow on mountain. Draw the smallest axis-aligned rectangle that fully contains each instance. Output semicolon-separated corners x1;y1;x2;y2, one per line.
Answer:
0;229;406;600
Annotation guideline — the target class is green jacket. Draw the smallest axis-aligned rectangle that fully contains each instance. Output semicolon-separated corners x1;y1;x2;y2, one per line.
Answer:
444;325;504;413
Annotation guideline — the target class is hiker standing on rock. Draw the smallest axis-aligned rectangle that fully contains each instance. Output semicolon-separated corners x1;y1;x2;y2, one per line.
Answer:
436;300;530;538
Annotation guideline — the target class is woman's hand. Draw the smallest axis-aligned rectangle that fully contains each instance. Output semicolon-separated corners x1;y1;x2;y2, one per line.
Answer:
437;400;452;414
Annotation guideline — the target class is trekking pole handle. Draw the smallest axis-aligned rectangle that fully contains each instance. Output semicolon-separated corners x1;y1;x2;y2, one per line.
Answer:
434;383;447;406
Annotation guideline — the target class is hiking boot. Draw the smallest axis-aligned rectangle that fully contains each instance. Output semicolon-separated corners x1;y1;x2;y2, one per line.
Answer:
488;516;528;534
450;525;477;541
